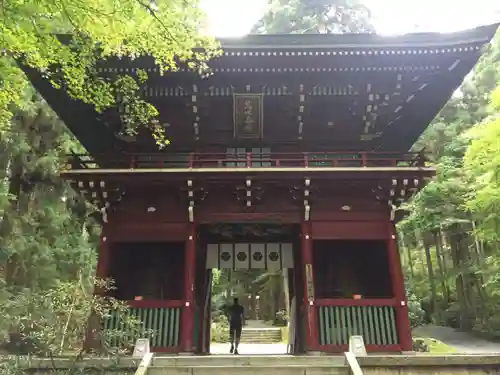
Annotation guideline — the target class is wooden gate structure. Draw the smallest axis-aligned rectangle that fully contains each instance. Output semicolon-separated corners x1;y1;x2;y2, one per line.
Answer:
20;24;498;354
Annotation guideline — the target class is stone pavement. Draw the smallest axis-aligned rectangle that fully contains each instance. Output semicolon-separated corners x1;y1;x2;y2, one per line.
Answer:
413;325;500;353
211;325;500;355
210;343;288;355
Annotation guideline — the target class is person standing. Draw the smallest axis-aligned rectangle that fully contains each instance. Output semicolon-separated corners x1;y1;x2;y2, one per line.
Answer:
226;297;244;354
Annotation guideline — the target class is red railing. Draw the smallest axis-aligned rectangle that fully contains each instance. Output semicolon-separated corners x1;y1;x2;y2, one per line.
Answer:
67;151;427;170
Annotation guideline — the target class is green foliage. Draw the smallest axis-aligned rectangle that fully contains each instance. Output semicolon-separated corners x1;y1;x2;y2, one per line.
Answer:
412;337;456;353
407;292;426;328
252;0;374;34
399;31;500;336
464;117;500;241
1;0;219;145
210;321;229;343
0;278;145;356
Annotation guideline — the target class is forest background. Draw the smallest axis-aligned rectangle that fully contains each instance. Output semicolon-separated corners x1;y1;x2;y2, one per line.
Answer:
0;0;498;356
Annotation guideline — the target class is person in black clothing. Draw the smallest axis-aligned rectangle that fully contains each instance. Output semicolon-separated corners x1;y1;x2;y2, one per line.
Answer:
226;297;244;354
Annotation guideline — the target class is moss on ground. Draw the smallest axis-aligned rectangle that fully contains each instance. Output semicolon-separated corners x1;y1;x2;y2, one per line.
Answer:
414;336;457;353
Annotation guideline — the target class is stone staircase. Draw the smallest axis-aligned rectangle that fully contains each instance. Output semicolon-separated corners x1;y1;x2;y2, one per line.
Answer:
148;356;348;375
143;354;500;375
240;327;282;343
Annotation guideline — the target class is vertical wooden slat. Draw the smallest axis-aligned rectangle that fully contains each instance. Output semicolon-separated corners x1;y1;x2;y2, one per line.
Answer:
341;307;348;344
367;306;376;345
387;307;398;344
362;307;370;344
379;307;388;345
317;305;399;347
334;306;341;345
153;308;160;347
319;306;326;345
164;309;171;346
355;307;363;336
347;307;354;339
158;308;164;346
327;307;334;345
103;307;183;350
175;308;181;346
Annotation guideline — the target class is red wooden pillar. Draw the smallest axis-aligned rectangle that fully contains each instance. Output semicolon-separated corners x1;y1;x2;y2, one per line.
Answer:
387;222;413;352
181;223;196;352
301;221;319;351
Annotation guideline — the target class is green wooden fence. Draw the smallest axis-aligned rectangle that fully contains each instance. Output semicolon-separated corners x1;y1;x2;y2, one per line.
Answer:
104;307;181;348
317;305;398;346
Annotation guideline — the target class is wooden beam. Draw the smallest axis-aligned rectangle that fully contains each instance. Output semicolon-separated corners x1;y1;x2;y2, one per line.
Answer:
62;166;436;175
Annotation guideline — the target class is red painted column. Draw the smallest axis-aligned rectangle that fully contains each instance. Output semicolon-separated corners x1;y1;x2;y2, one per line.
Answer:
181;223;196;352
387;222;413;352
301;221;319;351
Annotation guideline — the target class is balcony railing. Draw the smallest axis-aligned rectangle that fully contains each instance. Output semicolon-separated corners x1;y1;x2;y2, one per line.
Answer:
67;151;427;170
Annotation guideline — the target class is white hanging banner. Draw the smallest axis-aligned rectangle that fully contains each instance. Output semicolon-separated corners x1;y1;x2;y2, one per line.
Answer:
205;242;294;269
234;243;250;269
206;244;219;269
219;243;234;268
266;243;282;270
250;243;266;269
281;243;294;269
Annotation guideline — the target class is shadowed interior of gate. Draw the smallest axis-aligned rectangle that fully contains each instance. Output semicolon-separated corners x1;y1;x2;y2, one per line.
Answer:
313;240;399;350
194;223;300;354
313;240;393;299
108;242;185;300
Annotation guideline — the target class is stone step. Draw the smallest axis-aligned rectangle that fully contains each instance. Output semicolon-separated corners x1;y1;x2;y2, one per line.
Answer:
153;355;346;367
238;328;282;343
241;334;281;339
148;366;348;375
150;356;347;375
241;333;281;339
240;339;281;343
241;328;281;336
240;337;282;342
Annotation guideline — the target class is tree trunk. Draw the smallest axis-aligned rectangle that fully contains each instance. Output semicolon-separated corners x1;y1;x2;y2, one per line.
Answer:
282;269;291;322
434;231;450;304
2;154;24;286
422;232;437;317
399;231;415;281
449;229;474;331
250;291;257;320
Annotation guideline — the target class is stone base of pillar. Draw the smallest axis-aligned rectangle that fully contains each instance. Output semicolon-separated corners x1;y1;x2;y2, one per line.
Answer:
306;351;322;356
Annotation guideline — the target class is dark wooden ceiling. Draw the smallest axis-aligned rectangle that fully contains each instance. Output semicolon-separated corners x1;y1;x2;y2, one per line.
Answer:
20;24;498;157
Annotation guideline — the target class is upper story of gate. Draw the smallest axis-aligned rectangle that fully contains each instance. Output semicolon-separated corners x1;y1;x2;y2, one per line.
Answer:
21;24;498;173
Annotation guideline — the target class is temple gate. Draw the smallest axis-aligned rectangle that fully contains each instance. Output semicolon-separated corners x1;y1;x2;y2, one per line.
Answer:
20;24;498;354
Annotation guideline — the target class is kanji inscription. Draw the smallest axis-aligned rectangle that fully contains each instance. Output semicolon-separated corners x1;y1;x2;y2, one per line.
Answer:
233;94;263;139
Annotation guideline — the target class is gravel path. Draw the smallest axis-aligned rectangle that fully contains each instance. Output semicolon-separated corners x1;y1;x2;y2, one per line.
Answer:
413;325;500;353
